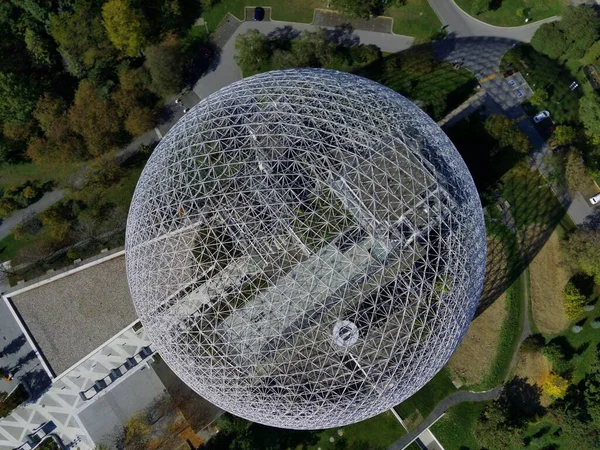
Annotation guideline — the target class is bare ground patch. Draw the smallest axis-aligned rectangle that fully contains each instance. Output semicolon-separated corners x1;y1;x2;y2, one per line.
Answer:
448;291;507;386
529;230;570;334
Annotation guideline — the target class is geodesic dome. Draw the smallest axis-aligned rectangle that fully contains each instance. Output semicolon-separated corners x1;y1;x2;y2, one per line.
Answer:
125;69;486;430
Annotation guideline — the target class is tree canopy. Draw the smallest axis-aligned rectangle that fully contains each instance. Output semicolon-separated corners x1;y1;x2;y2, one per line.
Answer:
102;0;149;57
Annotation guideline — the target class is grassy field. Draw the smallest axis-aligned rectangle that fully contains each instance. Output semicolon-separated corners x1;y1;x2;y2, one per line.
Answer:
448;277;507;386
430;401;490;450
358;47;478;121
385;0;441;38
202;0;326;30
304;410;405;450
502;45;582;125
529;230;570;334
395;368;457;429
201;0;440;38
0;161;82;192
455;0;565;27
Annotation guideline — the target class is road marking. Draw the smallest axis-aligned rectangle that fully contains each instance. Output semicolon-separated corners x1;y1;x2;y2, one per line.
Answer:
480;73;497;83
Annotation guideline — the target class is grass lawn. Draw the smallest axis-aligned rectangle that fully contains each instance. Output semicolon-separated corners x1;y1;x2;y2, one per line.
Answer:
0;161;81;192
545;285;600;383
455;0;565;27
304;410;406;450
502;45;581;125
500;166;568;233
395;368;457;430
430;401;490;450
384;0;441;38
0;233;31;262
358;47;478;121
202;0;326;31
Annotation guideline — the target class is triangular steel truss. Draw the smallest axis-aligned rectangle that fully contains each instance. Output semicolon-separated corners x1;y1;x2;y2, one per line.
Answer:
125;69;486;430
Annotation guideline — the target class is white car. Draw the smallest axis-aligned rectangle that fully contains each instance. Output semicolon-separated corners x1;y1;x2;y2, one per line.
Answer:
590;193;600;205
533;110;550;123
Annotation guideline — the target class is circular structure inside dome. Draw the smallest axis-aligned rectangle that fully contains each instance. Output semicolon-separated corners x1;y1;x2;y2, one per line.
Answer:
125;69;486;430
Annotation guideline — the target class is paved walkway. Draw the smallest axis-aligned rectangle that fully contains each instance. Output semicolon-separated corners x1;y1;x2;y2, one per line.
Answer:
0;321;153;450
0;191;64;241
389;386;502;449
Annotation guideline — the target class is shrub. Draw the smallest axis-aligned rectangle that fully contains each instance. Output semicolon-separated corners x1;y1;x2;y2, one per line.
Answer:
542;373;569;399
564;282;587;320
521;334;546;353
572;325;583;333
543;342;571;374
591;320;600;329
585;304;595;312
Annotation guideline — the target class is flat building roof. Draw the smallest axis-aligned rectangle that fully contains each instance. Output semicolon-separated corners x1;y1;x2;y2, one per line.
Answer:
8;253;137;377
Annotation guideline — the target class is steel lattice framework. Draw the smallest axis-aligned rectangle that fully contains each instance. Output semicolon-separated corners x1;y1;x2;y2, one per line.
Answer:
125;69;486;430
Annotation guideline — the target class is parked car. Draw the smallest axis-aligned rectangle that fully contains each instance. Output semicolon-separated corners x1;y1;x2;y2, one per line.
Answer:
590;193;600;205
254;6;265;21
503;69;517;78
533;110;551;123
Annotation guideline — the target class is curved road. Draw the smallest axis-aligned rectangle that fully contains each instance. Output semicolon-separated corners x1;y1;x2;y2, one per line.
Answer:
429;0;559;41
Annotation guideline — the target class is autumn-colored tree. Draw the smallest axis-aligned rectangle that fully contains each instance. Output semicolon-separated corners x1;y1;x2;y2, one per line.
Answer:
118;67;151;92
125;108;156;136
40;201;75;241
102;0;149;57
563;230;600;284
542;373;569;399
49;0;116;75
33;93;68;138
68;80;121;155
2;121;35;142
564;150;589;193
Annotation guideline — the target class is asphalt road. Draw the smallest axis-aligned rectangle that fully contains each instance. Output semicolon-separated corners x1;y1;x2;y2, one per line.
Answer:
193;20;414;99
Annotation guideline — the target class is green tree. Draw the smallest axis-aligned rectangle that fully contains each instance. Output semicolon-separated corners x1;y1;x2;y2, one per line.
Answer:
0;72;39;124
68;80;121;156
579;93;600;140
565;228;600;281
563;281;587;320
234;29;271;74
484;115;531;154
529;89;548;108
553;125;577;146
24;28;53;67
584;360;600;425
542;342;570;374
102;0;148;57
474;403;523;450
472;0;490;15
145;34;184;97
560;5;600;60
331;0;384;18
40;201;76;241
531;22;568;60
564;150;588;192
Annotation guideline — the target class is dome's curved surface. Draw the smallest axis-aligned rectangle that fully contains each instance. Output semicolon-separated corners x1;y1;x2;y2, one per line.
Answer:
125;69;486;430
